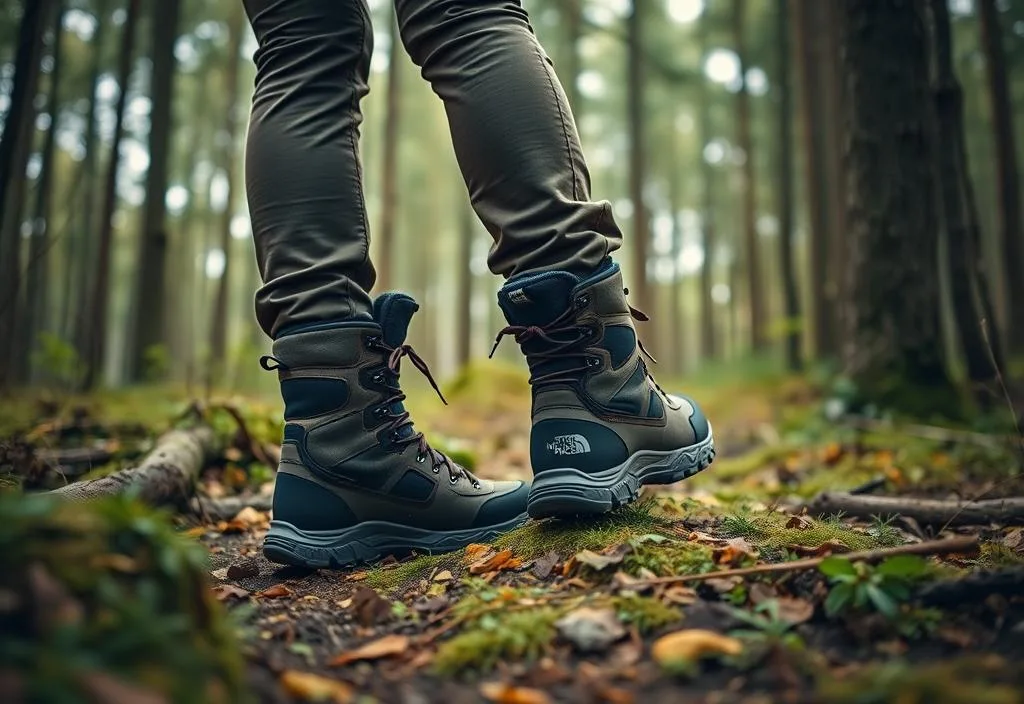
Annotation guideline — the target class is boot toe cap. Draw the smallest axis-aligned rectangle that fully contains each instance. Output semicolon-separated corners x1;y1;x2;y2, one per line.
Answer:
670;394;710;443
472;480;529;527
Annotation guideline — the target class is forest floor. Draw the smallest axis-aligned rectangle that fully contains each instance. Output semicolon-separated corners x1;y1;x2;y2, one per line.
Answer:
3;362;1024;704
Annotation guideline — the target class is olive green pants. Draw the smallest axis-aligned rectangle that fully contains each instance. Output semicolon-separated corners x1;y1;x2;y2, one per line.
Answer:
243;0;622;337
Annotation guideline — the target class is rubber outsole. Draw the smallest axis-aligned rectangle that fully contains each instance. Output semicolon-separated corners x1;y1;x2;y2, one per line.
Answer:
526;426;716;518
263;513;529;569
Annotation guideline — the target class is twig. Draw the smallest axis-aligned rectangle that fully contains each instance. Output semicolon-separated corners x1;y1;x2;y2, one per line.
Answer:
805;492;1024;526
211;403;275;468
625;536;979;589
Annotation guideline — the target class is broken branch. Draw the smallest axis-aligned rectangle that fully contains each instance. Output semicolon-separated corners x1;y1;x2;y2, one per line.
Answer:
804;492;1024;526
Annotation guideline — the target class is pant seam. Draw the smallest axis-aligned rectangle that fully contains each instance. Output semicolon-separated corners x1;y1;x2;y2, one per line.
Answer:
350;1;373;314
532;43;580;203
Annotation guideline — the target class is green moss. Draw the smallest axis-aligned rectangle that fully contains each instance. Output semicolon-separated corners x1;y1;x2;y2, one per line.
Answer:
361;553;455;592
0;493;246;703
720;510;880;552
624;538;716;577
975;542;1024;568
612;594;682;633
817;657;1021;704
434;608;559;675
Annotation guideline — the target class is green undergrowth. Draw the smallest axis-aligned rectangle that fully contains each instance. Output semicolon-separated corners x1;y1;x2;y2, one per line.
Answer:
975;541;1024;568
0;492;246;703
720;510;889;553
816;656;1021;704
363;501;671;592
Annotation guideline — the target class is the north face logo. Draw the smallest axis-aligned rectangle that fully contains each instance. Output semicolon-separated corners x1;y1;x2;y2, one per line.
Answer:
547;434;591;455
508;288;531;305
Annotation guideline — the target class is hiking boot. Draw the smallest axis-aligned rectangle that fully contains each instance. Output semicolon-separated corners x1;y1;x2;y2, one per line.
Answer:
493;259;714;518
262;293;529;568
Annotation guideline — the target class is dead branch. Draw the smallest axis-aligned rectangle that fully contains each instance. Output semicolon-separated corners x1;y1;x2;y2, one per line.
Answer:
805;491;1024;526
627;535;979;589
36;446;114;468
211;403;276;468
842;415;1015;450
192;493;272;521
915;567;1024;606
48;426;218;506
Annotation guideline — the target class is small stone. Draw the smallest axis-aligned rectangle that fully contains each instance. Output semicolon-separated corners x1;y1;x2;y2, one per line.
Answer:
226;559;260;580
555;607;626;653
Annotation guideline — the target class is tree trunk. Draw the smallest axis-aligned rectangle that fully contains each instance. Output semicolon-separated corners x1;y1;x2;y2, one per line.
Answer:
49;427;217;507
128;0;181;382
776;0;801;372
24;1;66;377
627;1;653;348
455;200;474;370
793;0;836;361
376;3;403;292
839;0;952;410
67;0;108;349
698;12;716;363
926;0;1003;394
977;0;1024;355
820;0;847;348
562;0;583;115
82;0;141;390
733;0;765;353
208;4;246;389
0;0;52;391
668;130;684;375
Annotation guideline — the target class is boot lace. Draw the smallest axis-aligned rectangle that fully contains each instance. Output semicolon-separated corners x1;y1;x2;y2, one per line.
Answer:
489;288;663;392
368;337;481;488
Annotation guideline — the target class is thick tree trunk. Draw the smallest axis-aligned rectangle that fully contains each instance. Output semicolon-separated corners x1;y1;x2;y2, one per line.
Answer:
82;0;141;390
376;3;403;292
977;0;1024;355
698;12;716;364
838;0;952;409
820;0;847;346
208;4;247;388
627;1;653;350
49;427;217;506
776;0;801;372
733;0;765;353
24;1;66;377
0;0;52;391
128;0;181;382
926;0;1002;394
793;0;836;360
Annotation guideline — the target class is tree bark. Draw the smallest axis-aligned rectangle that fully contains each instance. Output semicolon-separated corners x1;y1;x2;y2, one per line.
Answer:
698;12;716;363
733;0;765;353
838;0;952;409
49;427;217;507
626;0;653;350
925;0;1002;393
82;0;141;390
128;0;181;382
208;4;247;388
978;0;1024;354
376;3;403;292
792;0;836;360
24;1;66;377
455;200;474;370
0;0;52;391
806;491;1024;526
776;0;801;371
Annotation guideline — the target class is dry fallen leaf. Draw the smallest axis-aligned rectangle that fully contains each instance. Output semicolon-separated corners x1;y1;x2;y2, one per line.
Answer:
280;670;354;703
532;550;561;579
785;540;851;557
479;682;553;704
1003;528;1023;553
470;549;516;575
351;586;393;626
652;630;743;667
662;586;698;606
821;442;844;465
574;544;632;572
464;543;492;562
433;570;454;582
258;584;293;599
775;597;815;625
785;515;813;530
714;537;759;566
702;576;743;593
329;634;410;666
232;506;267;526
212;584;250;601
556;607;627;653
346;571;369;582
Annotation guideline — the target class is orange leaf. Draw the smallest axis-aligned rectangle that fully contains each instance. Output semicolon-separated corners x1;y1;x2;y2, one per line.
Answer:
821;442;843;465
479;682;553;704
212;584;250;601
464;543;492;562
470;549;515;575
258;584;293;599
329;634;410;667
280;671;354;703
785;540;850;557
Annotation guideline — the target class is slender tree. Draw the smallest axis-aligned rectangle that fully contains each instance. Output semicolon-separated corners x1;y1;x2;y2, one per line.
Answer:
0;0;52;390
775;0;801;371
83;0;141;389
627;0;653;340
455;200;474;370
208;4;247;387
562;0;583;115
128;0;182;381
376;3;403;292
698;10;716;363
838;0;951;408
978;0;1024;354
732;0;765;352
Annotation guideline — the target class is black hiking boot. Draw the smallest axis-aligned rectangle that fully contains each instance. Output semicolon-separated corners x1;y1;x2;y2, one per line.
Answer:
492;259;714;518
262;293;529;569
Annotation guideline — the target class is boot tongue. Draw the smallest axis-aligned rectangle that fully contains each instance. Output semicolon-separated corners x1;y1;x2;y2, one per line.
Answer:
497;271;579;327
372;292;419;347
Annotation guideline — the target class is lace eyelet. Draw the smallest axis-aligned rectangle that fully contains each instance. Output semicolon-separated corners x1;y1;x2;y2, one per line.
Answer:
431;465;440;474
449;474;460;484
374;407;388;418
372;372;384;384
473;482;481;490
575;295;591;309
586;357;601;368
416;453;425;463
366;335;382;349
390;430;401;441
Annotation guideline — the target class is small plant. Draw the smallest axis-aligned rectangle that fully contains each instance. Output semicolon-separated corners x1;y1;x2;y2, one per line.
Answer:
434;608;559;675
820;555;931;618
30;332;85;389
729;600;805;652
612;593;681;633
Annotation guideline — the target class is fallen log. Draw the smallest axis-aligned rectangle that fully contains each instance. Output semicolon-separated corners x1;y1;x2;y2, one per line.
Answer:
804;491;1024;526
48;427;218;506
915;567;1024;606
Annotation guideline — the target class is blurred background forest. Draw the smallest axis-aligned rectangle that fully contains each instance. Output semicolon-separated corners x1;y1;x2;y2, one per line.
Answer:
1;0;1023;412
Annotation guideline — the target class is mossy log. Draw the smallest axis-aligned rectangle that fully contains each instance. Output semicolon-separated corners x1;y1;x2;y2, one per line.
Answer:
806;491;1024;526
49;426;217;506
